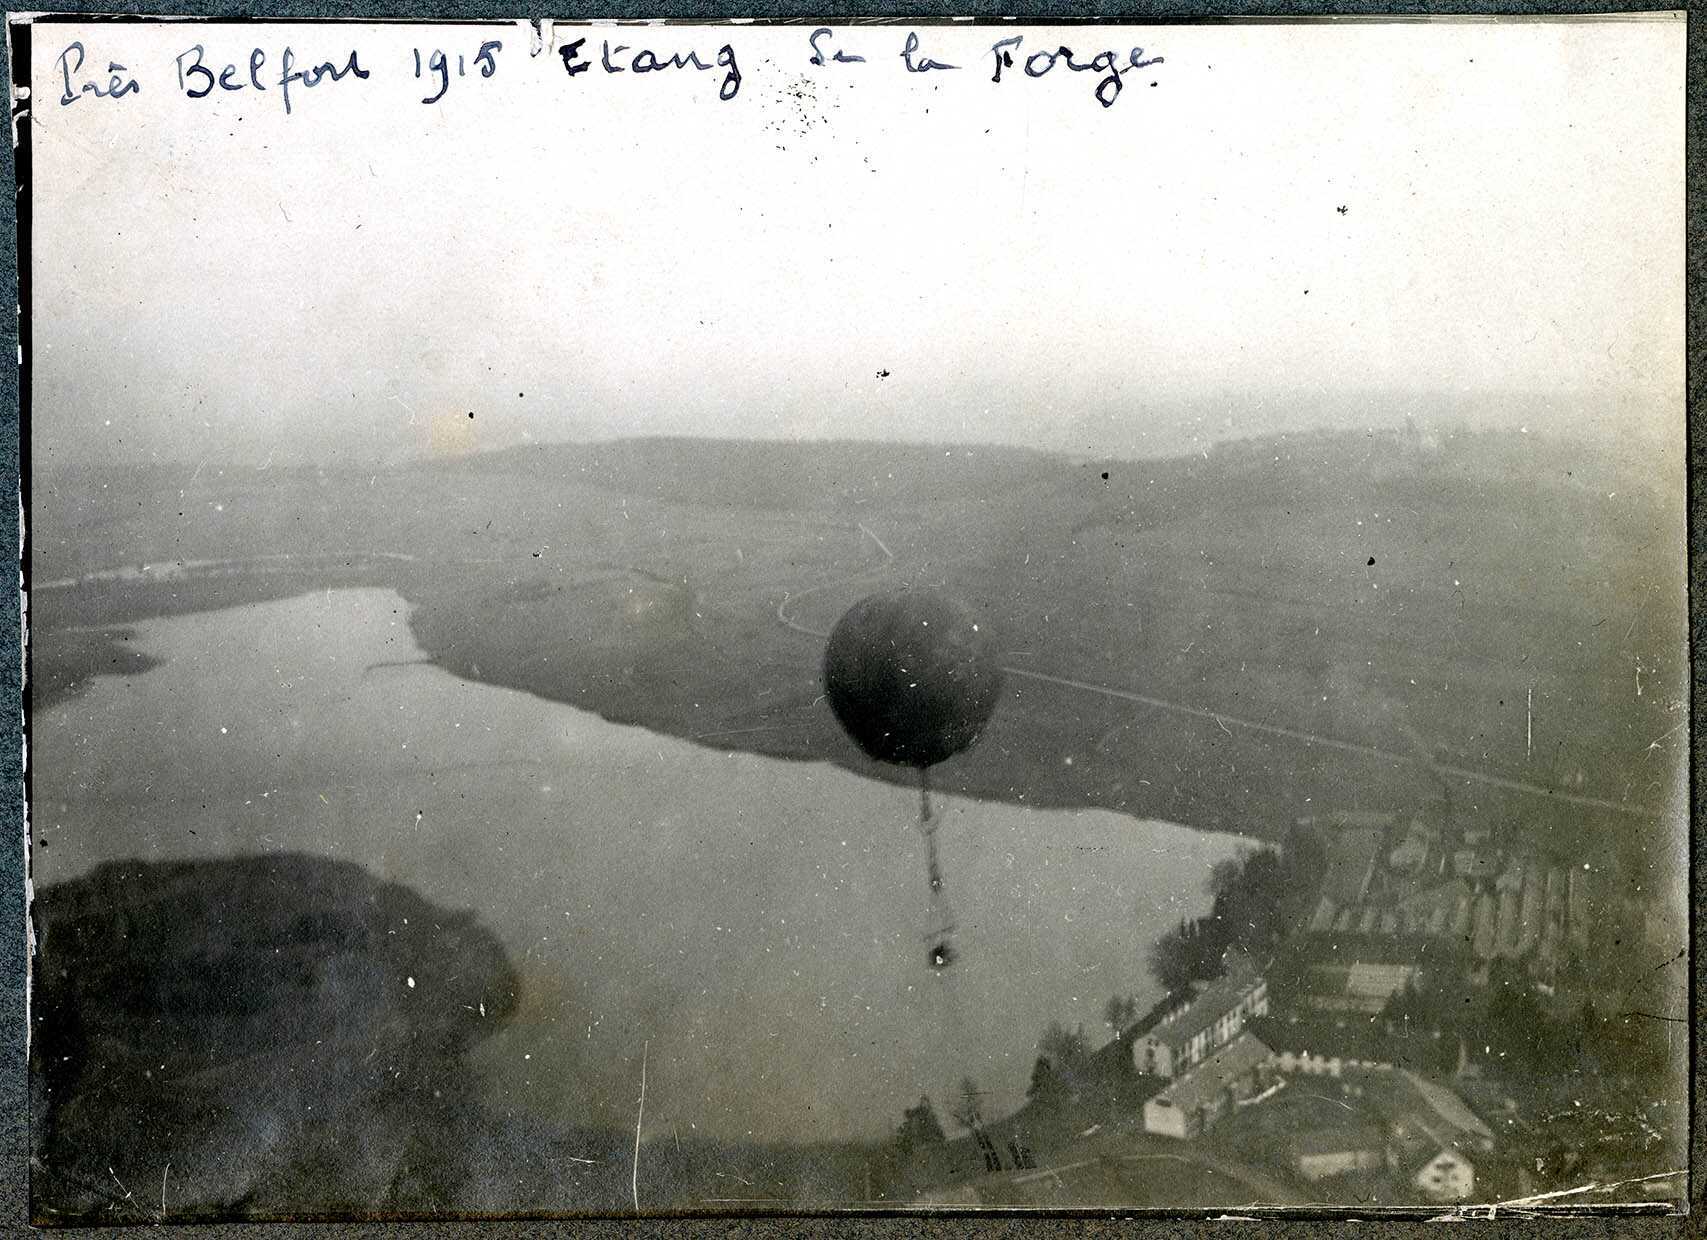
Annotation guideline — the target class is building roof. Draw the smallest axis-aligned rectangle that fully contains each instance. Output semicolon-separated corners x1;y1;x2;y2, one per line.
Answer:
1356;1070;1495;1168
1407;1144;1477;1191
1246;1013;1395;1064
1289;1123;1386;1157
1346;962;1416;1002
1297;811;1399;830
1324;828;1383;903
1124;989;1183;1042
1400;1071;1495;1143
1249;1011;1433;1065
1151;1031;1273;1115
1139;954;1264;1051
1454;851;1500;881
1398;878;1470;918
1390;836;1430;869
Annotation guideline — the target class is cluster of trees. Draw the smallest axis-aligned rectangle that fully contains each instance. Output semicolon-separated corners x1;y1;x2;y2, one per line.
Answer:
893;1094;947;1156
1027;1000;1137;1103
887;1078;990;1152
1481;980;1675;1081
1025;1021;1093;1103
1147;830;1326;992
880;1080;1009;1186
1379;962;1679;1082
1373;971;1473;1074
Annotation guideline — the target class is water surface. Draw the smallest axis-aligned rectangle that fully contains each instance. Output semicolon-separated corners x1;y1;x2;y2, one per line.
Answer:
33;588;1241;1142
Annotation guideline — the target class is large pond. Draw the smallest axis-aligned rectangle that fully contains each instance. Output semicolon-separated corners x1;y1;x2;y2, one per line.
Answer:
31;588;1243;1144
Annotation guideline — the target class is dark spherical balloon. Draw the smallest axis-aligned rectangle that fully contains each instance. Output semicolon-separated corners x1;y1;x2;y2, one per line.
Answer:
823;589;1003;769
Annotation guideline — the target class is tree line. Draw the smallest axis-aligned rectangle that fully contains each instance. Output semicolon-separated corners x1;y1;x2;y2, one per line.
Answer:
1146;827;1326;993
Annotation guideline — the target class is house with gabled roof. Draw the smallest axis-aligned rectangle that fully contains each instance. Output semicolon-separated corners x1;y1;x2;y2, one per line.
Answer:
1410;1146;1477;1202
1380;1070;1497;1202
1142;1030;1275;1140
1129;952;1267;1079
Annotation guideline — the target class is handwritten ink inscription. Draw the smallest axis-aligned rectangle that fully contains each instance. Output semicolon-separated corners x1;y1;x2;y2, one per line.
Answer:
802;31;1163;107
55;42;140;105
175;45;370;115
413;41;503;105
50;28;1164;117
558;37;741;101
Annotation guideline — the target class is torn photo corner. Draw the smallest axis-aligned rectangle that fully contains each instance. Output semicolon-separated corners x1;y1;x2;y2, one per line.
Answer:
14;11;1690;1222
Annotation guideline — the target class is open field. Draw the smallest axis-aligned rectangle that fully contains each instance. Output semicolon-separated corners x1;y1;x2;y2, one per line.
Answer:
31;427;1687;852
28;428;1688;1216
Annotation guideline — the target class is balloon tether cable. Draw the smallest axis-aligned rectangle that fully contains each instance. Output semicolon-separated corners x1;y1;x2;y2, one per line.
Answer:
919;767;957;968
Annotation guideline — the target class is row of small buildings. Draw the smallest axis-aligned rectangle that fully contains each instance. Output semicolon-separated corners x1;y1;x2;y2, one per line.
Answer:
1297;804;1645;990
1286;1069;1495;1200
1124;954;1495;1200
1308;858;1595;970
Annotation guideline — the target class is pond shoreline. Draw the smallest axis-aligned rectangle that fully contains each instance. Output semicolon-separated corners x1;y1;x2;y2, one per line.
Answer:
31;586;1242;1147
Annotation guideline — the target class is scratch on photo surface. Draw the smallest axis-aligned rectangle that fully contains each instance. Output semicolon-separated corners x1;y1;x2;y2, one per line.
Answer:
1645;947;1685;974
631;1039;648;1212
1299;1091;1354;1111
1454;1169;1685;1216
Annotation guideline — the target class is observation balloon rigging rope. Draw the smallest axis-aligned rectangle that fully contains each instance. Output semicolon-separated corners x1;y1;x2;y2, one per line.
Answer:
918;765;956;969
917;764;973;1115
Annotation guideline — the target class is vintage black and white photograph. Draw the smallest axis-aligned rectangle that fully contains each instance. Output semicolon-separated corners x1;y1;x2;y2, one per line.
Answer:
22;15;1689;1218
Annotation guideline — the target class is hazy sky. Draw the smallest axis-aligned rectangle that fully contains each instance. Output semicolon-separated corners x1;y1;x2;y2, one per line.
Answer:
30;18;1686;467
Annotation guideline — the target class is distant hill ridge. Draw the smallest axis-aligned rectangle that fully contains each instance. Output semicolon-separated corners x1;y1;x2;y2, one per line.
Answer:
457;436;1078;513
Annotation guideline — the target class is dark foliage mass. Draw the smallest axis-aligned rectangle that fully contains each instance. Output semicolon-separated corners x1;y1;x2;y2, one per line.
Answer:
30;627;161;709
1147;829;1327;991
1379;959;1678;1081
895;1096;946;1153
30;856;912;1218
30;854;522;1221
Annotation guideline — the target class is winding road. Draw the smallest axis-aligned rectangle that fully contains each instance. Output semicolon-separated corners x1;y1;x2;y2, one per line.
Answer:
45;536;1662;821
775;523;1663;820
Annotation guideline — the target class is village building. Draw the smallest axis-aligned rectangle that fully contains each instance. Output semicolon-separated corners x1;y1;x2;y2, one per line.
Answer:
1289;1123;1387;1181
1453;849;1501;884
1382;1070;1497;1202
1307;960;1417;1014
1566;866;1594;952
1495;858;1526;896
1536;868;1567;971
1311;885;1475;946
1516;867;1545;955
1322;825;1384;905
1142;1031;1274;1139
1489;857;1544;960
1247;1013;1397;1077
1410;1147;1478;1201
1388;830;1431;876
1129;953;1267;1079
1394;877;1472;939
1398;1071;1496;1153
1494;883;1524;956
1471;890;1498;959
